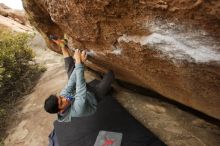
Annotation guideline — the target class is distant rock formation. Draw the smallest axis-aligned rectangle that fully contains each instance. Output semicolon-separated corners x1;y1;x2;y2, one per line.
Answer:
0;3;32;32
22;0;220;119
0;3;27;25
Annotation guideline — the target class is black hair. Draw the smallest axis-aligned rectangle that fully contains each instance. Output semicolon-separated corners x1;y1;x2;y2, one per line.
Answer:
44;94;59;114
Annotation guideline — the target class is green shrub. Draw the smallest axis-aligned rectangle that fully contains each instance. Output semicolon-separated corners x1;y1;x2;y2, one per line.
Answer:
0;30;43;97
0;30;45;140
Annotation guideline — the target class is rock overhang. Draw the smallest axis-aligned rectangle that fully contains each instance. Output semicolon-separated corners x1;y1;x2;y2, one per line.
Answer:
22;0;220;119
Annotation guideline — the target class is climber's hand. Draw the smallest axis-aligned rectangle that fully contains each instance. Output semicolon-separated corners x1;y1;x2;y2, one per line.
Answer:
74;49;81;64
52;39;66;48
81;50;87;63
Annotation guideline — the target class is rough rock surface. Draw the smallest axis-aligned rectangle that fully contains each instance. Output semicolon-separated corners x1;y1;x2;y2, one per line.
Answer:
22;0;220;119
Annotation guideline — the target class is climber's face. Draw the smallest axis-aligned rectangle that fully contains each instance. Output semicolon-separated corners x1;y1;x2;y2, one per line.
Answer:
57;96;70;112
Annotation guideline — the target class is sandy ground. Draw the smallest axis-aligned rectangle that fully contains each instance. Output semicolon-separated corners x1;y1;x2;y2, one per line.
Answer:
3;34;220;146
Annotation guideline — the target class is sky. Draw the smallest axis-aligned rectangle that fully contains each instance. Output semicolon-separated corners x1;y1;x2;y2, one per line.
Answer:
0;0;23;10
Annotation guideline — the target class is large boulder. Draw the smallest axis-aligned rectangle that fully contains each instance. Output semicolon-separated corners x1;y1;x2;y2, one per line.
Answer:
22;0;220;119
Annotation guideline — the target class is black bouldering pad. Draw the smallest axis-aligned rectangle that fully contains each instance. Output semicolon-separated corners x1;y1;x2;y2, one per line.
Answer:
54;80;166;146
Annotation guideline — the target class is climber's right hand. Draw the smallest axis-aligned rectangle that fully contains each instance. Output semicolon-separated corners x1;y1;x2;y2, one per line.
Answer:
50;39;66;48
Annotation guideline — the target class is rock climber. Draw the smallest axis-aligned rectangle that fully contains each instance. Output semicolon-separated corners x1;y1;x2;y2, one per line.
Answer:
44;36;115;122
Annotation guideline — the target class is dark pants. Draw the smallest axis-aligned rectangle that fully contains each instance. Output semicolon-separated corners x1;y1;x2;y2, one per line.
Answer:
64;57;115;101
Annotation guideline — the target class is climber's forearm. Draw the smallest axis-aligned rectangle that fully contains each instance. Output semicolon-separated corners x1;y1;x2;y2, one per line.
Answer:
62;46;71;57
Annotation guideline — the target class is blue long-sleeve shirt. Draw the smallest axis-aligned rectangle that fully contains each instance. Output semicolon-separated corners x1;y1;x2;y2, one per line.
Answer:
58;63;97;122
